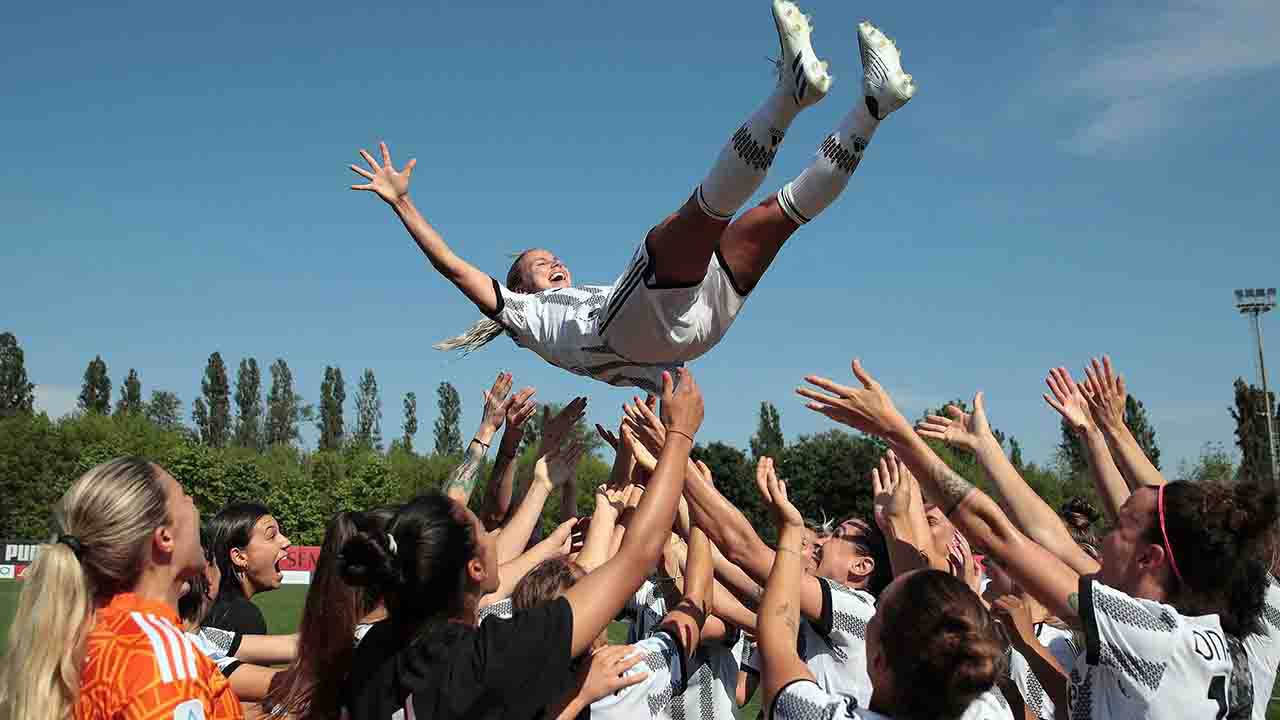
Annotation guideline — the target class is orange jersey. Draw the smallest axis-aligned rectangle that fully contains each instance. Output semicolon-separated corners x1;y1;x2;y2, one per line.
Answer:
75;593;243;720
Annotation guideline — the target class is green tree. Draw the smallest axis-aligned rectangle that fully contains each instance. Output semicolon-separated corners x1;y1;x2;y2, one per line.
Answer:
434;381;462;456
200;352;231;448
318;366;347;451
0;332;35;417
146;390;183;431
265;359;307;447
234;358;264;449
402;392;418;453
192;397;210;441
749;401;785;460
1231;378;1278;483
78;355;112;414
354;369;383;450
1178;441;1237;484
115;368;143;416
519;402;604;457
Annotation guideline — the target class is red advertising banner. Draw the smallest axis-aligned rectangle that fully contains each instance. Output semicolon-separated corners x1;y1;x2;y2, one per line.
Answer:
279;546;321;573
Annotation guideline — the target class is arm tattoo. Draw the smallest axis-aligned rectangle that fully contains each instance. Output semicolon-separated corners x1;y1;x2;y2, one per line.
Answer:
937;465;977;516
446;445;485;501
775;601;798;632
1067;592;1080;615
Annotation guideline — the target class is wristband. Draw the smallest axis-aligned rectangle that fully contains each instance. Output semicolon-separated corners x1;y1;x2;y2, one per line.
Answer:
471;437;490;450
776;546;809;560
667;429;695;445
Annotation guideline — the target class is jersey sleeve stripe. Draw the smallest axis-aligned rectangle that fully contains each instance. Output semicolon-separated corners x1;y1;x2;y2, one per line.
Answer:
1078;576;1101;666
130;611;176;684
173;621;200;679
146;613;190;681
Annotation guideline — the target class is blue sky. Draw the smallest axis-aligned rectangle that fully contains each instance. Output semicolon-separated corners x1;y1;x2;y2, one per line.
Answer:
4;0;1278;474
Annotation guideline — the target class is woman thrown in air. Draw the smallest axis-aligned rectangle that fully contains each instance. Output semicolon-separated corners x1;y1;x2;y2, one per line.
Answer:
350;1;915;393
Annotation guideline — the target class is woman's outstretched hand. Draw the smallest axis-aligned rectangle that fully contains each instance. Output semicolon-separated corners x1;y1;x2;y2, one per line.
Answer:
350;141;416;205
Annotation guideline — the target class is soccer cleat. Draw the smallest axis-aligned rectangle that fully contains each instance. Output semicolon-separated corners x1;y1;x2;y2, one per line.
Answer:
856;20;916;119
772;0;832;108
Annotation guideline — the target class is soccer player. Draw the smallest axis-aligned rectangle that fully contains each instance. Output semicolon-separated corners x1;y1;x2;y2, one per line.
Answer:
348;1;915;392
799;358;1277;719
0;457;241;720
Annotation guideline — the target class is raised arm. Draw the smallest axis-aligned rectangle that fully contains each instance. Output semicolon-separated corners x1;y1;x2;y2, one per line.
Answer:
657;524;714;665
1043;366;1129;525
991;594;1069;719
480;387;537;529
799;359;1083;623
350;141;499;314
575;485;624;571
481;519;576;610
1082;356;1166;489
755;459;817;708
494;440;583;564
445;373;514;506
560;370;703;656
917;390;1099;577
871;452;947;576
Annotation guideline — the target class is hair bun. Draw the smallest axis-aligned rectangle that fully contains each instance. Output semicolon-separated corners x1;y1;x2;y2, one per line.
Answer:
338;531;401;588
1225;483;1279;543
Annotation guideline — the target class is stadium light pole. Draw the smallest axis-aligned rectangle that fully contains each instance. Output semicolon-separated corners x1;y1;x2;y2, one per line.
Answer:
1234;288;1279;488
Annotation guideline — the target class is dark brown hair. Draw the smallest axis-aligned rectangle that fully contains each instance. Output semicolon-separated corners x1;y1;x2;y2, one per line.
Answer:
1142;480;1278;636
877;570;1006;719
511;557;586;611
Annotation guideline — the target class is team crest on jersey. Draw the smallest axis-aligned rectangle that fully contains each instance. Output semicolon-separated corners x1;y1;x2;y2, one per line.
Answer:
174;699;205;720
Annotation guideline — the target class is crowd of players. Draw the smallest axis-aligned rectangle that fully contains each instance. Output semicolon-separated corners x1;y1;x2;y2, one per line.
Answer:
0;357;1277;720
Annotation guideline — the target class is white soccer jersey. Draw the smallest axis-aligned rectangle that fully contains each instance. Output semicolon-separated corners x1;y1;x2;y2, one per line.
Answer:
625;580;742;719
486;243;747;392
771;680;1010;720
478;596;514;624
187;627;241;676
1070;577;1253;719
1244;575;1280;720
590;630;689;720
1009;623;1077;720
745;577;877;710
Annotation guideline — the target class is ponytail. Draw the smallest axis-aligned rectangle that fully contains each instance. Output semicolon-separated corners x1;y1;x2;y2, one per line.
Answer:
434;318;506;355
0;457;169;720
0;543;92;720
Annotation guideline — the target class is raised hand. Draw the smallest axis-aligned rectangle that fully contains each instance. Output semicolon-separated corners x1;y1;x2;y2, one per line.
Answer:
660;369;704;440
540;397;589;457
1043;367;1094;435
798;359;909;438
756;457;803;530
916;392;992;452
595;423;620;452
871;451;919;532
349;141;416;205
505;387;538;429
991;593;1036;649
480;372;515;434
548;440;587;489
621;425;658;475
622;395;666;459
1082;356;1126;432
549;517;578;555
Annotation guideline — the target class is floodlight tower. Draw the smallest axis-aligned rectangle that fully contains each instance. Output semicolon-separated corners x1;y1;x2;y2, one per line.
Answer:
1234;288;1278;487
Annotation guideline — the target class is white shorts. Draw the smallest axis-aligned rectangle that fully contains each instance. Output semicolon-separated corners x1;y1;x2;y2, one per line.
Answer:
598;242;749;365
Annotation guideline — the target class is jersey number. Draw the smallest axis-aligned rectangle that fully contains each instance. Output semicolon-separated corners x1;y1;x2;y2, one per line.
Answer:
1207;675;1227;720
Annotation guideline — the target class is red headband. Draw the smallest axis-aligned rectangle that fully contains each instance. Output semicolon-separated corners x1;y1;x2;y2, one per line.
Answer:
1157;484;1186;586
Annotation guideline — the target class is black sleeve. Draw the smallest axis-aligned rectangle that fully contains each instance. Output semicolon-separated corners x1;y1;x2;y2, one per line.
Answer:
455;595;578;716
809;577;835;637
1078;575;1100;665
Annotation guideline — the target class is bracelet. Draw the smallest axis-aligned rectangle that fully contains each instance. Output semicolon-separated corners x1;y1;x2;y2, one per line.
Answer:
667;429;695;445
776;546;809;560
471;437;490;450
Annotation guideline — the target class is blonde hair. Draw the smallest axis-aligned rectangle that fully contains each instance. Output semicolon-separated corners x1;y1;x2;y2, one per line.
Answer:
0;457;170;720
434;249;536;355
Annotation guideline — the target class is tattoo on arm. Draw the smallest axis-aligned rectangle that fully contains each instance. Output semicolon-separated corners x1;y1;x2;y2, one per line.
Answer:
1067;592;1080;615
446;446;485;501
936;464;977;516
775;601;798;632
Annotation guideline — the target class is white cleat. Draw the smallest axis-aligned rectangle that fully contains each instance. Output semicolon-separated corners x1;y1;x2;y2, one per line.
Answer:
856;20;916;119
772;0;832;109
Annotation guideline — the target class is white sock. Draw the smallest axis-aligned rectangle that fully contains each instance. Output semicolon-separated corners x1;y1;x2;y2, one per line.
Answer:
776;99;879;225
696;91;802;221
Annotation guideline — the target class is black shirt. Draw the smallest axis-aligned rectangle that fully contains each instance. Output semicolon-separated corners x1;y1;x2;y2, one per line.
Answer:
203;593;268;636
344;596;577;720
